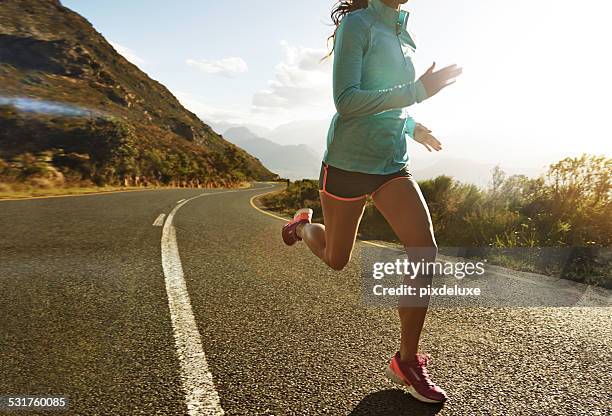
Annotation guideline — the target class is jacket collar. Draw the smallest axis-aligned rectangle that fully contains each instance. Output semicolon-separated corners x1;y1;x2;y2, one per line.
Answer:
368;0;409;35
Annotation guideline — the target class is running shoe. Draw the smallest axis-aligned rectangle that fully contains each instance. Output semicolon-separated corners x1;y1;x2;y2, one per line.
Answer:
385;351;448;403
281;208;313;246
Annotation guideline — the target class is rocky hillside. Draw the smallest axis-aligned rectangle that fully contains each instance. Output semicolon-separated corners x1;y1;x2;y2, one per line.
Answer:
0;0;276;189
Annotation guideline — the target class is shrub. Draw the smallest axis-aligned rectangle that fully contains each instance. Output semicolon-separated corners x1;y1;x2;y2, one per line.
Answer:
262;154;611;288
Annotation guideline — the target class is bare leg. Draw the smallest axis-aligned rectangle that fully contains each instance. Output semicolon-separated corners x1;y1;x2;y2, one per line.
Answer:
372;178;438;361
296;222;326;261
296;192;366;271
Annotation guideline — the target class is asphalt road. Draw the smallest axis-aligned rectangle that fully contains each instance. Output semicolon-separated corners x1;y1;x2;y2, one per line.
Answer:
0;183;610;415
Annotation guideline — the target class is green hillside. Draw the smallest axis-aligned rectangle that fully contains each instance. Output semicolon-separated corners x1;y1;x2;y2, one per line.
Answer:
0;0;277;190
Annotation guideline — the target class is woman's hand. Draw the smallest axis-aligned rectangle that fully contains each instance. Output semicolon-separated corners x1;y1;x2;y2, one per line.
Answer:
417;62;462;99
414;123;442;152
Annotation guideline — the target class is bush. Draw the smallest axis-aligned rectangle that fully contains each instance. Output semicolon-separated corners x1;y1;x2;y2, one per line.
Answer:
262;154;611;288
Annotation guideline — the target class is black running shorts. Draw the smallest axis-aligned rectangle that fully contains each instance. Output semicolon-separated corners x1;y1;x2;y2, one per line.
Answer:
318;162;413;201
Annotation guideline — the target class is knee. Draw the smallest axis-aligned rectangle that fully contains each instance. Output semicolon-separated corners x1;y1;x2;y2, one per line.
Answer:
396;218;437;248
326;254;350;271
403;236;438;260
401;235;437;250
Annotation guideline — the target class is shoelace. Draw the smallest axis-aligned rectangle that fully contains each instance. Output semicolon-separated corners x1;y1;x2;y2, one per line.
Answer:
414;353;435;387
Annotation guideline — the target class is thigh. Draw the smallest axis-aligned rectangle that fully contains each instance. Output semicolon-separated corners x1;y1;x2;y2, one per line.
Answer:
371;177;436;247
320;191;367;269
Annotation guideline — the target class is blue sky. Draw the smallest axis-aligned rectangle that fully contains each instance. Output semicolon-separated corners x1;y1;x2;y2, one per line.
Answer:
63;0;611;170
63;0;333;113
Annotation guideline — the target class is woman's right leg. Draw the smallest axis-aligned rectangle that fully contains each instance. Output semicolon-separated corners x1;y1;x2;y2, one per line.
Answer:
296;192;366;271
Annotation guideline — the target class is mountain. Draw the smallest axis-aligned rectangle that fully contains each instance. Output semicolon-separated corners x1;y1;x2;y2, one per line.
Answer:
266;119;330;159
223;127;321;180
0;0;276;189
211;118;331;160
207;120;272;140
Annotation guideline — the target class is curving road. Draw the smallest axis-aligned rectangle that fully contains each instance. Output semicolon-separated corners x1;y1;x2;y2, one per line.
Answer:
0;183;610;415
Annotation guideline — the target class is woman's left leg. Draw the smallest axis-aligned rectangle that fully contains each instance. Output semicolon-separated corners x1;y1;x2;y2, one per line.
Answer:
371;177;447;402
372;177;437;359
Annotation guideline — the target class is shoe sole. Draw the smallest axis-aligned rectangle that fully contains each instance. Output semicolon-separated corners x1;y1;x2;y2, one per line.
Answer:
282;209;313;246
384;366;445;404
281;223;298;246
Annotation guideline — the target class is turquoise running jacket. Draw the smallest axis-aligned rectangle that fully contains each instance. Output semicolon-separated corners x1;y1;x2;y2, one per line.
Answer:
323;0;428;174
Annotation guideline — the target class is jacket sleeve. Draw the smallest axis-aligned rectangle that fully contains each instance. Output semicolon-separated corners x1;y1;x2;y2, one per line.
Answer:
404;116;418;140
333;14;428;117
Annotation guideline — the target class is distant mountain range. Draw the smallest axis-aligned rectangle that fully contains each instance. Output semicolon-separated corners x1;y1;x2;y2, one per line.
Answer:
264;120;329;159
209;119;329;160
211;119;545;186
0;0;275;188
208;121;273;140
222;127;321;180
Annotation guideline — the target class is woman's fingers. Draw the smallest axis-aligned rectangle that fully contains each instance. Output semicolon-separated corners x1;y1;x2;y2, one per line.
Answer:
435;65;462;79
419;63;462;98
435;64;458;73
415;127;442;151
425;61;436;75
436;66;462;82
418;133;442;152
427;135;442;150
432;64;459;77
432;75;459;95
437;80;457;93
426;139;440;151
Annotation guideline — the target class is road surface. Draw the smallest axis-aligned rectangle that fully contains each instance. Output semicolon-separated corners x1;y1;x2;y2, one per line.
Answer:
1;183;610;415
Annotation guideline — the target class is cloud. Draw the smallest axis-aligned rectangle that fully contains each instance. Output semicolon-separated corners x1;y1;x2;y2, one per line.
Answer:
109;41;145;66
186;57;249;78
174;91;257;125
252;41;333;112
174;90;313;130
174;41;336;129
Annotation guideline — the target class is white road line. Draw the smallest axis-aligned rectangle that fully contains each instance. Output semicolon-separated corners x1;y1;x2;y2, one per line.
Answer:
160;185;275;416
153;213;166;227
177;199;186;204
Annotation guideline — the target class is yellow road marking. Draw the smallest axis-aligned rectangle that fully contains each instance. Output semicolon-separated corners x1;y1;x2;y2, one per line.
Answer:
0;187;164;202
249;191;289;222
0;182;264;202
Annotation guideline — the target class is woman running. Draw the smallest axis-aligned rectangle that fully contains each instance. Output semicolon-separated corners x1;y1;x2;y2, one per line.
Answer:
281;0;461;404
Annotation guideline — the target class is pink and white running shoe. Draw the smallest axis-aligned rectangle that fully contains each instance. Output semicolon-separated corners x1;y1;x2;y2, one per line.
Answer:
385;351;448;403
281;208;313;246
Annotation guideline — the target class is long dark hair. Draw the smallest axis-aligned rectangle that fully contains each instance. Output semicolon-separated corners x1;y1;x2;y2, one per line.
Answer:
323;0;368;60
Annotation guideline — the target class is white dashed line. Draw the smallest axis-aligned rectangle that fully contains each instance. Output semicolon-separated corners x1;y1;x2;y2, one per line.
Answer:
153;214;166;227
160;185;274;416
